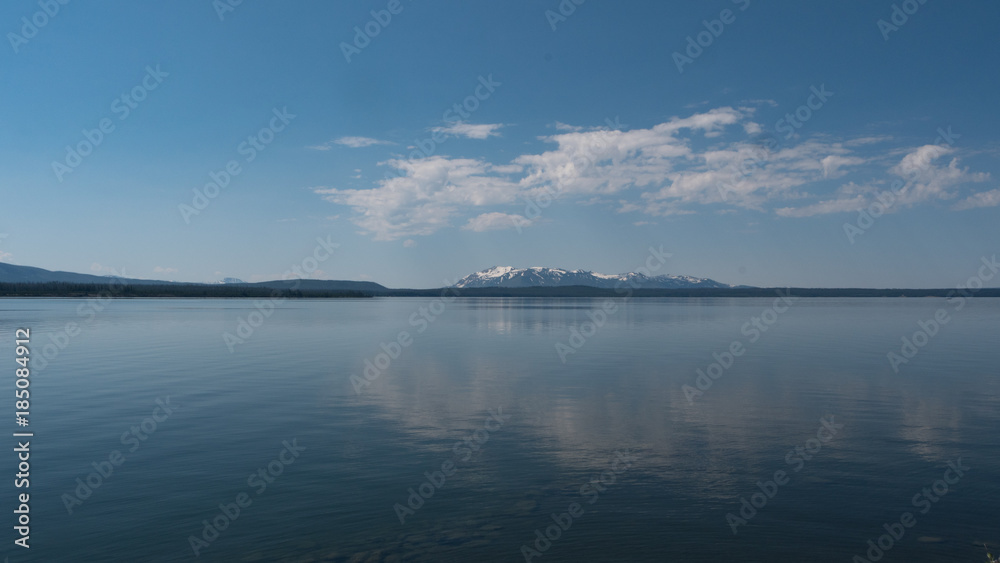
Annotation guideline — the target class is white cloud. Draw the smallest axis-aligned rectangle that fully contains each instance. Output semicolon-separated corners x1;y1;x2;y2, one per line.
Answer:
315;107;995;239
315;156;521;240
515;110;729;199
738;98;779;108
403;239;417;248
431;122;504;140
772;146;990;216
310;136;394;150
553;122;583;132
640;140;865;212
821;155;867;178
317;108;761;238
844;135;893;146
892;145;951;177
462;212;532;232
512;108;870;216
775;195;867;217
954;188;1000;210
889;145;990;206
318;107;859;234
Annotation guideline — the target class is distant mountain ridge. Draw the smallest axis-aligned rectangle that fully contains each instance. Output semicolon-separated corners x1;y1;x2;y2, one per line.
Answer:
0;262;387;292
0;261;738;292
453;266;738;289
0;262;162;285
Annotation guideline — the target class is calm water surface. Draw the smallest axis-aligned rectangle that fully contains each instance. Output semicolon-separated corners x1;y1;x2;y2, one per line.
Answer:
0;297;997;562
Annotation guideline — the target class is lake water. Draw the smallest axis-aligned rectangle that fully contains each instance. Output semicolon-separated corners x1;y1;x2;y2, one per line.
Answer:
1;297;997;562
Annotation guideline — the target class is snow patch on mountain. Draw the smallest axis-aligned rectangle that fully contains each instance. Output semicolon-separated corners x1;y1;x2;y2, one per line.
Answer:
453;266;736;289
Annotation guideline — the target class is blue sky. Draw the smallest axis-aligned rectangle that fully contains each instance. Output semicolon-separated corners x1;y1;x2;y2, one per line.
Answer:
1;0;998;288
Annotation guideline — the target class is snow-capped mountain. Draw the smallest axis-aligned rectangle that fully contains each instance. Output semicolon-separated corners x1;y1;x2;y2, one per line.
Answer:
216;277;246;284
453;266;737;289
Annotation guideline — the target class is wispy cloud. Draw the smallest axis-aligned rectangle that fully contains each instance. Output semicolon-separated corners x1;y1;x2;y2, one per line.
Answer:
431;122;504;140
315;107;993;240
309;136;394;150
553;122;583;132
774;145;989;216
776;195;866;217
844;135;893;146
738;98;779;108
315;156;521;240
954;188;1000;210
462;212;532;232
821;155;867;178
888;145;990;206
153;266;179;274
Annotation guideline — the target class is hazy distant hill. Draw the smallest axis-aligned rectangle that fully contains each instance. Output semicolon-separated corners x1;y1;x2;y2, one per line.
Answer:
0;262;167;285
252;279;388;293
0;262;388;293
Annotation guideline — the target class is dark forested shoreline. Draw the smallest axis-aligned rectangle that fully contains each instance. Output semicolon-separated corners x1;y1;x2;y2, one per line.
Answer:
0;282;371;299
1;282;998;299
